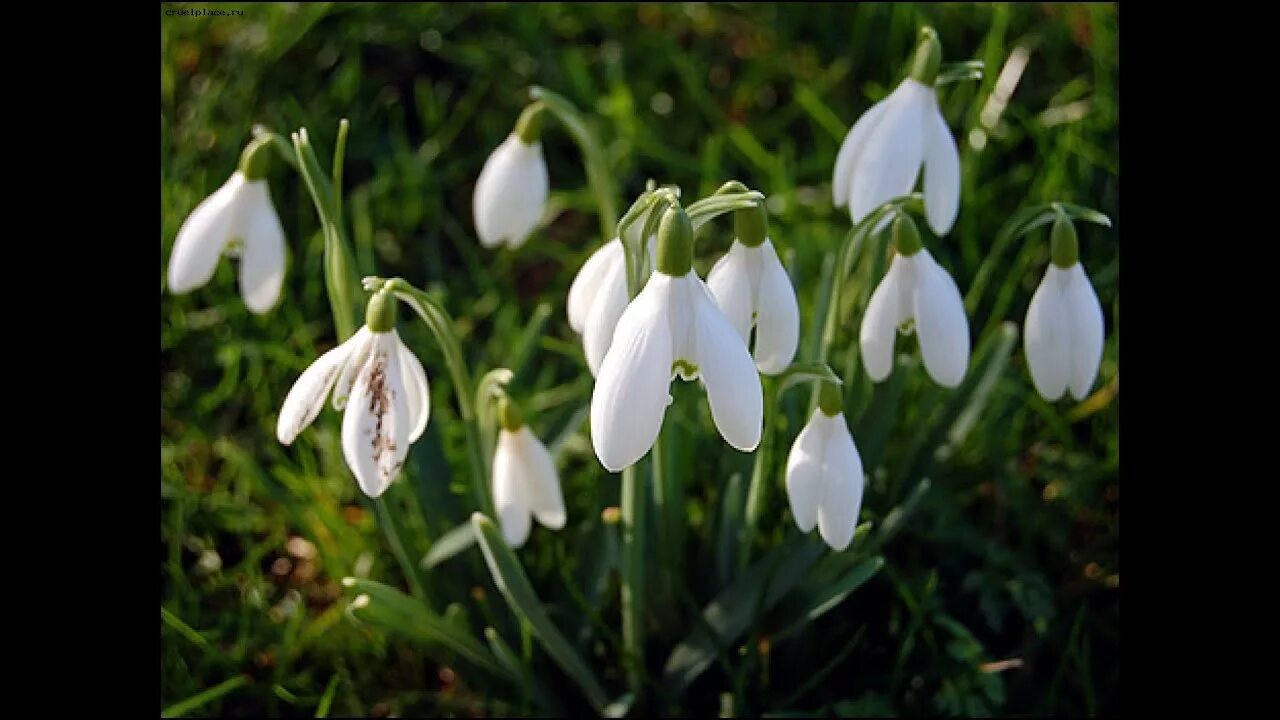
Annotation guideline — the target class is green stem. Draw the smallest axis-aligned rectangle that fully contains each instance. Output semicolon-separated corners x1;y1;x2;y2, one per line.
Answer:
528;86;618;240
381;279;494;518
333;119;349;230
374;496;429;603
620;463;647;696
291;128;360;341
741;375;775;566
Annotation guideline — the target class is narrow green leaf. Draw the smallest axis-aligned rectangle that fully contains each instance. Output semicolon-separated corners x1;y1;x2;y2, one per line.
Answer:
714;472;746;588
421;521;479;570
314;674;339;718
770;557;884;643
161;675;251;718
471;513;610;711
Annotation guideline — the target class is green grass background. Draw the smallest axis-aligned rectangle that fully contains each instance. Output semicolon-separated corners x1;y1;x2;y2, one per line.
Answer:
160;3;1118;716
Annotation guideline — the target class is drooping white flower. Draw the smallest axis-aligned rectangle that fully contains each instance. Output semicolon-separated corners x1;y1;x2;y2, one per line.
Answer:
276;292;430;498
473;104;550;250
785;403;865;552
167;168;286;314
1024;225;1104;401
706;204;799;375
832;28;960;236
860;216;969;388
492;419;567;548
567;235;657;376
590;207;762;472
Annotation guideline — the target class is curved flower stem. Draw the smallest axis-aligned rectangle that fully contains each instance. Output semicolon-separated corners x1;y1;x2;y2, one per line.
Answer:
528;86;619;240
376;278;495;519
374;496;429;603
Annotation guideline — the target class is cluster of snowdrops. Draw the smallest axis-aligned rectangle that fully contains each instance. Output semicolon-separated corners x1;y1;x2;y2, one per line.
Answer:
165;27;1109;557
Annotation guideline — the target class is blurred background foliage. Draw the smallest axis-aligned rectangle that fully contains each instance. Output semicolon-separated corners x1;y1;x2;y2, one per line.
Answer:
161;2;1117;717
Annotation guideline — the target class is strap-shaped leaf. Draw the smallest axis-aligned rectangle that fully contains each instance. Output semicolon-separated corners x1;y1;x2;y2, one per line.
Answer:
420;521;478;570
470;513;610;712
769;556;885;644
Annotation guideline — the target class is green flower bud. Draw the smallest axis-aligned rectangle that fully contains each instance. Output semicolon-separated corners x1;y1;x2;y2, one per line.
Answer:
238;136;273;181
497;395;525;431
514;101;547;144
891;213;924;257
818;380;844;417
365;288;398;333
656;204;694;276
734;202;769;248
1050;215;1079;268
908;26;943;86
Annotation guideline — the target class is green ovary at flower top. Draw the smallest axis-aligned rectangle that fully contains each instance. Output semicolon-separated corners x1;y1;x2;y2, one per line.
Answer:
275;286;431;499
589;203;763;473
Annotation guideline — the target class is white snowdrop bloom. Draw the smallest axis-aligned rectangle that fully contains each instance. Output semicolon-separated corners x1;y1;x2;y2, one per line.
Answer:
491;401;567;548
860;215;969;388
1023;218;1104;401
167;140;286;313
473;103;550;250
567;235;658;376
832;27;960;236
706;204;800;375
276;291;430;498
785;386;865;552
590;206;763;472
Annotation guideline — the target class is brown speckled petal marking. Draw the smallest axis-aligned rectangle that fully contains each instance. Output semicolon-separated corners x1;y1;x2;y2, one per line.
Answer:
341;332;412;498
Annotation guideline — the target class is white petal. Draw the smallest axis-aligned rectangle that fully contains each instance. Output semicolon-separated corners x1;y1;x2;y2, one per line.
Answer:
922;92;961;236
514;427;566;530
568;239;622;333
167;173;242;294
492;430;532;548
849;80;929;224
590;276;675;472
691;275;763;452
859;255;910;382
785;409;829;533
276;338;357;445
341;333;412;498
705;241;755;345
1065;263;1105;401
236;180;286;314
333;327;375;410
395;332;431;443
1023;266;1071;401
582;254;631;377
751;240;800;375
912;251;970;388
472;134;549;249
833;96;893;208
816;413;865;552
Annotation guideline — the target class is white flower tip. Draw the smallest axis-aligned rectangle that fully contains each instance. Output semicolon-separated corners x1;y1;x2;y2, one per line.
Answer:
820;523;856;552
535;508;567;530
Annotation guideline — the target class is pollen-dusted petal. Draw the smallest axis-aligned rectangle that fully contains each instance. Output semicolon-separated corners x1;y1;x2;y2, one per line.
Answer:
692;274;763;452
237;179;287;314
751;240;800;375
1065;263;1105;401
785;409;830;533
472;134;549;249
922;91;961;236
341;333;412;498
860;255;910;382
705;240;755;345
582;254;631;377
333;327;375;410
395;332;431;443
912;251;970;388
492;429;532;548
514;427;567;530
167;173;243;294
849;80;929;224
568;238;623;333
590;275;676;472
833;93;894;209
816;413;865;552
1024;265;1071;401
276;338;358;445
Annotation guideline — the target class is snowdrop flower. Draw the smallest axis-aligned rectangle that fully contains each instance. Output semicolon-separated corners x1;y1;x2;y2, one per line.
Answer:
473;102;550;250
276;289;430;498
706;203;800;375
1024;217;1104;401
167;138;286;313
491;398;567;548
591;205;763;472
785;383;865;551
832;27;960;236
860;214;969;388
567;235;658;376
